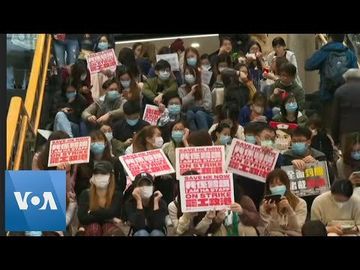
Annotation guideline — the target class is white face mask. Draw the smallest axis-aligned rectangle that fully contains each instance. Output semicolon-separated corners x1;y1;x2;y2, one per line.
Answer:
154;137;164;148
105;132;113;142
140;186;153;200
91;174;110;189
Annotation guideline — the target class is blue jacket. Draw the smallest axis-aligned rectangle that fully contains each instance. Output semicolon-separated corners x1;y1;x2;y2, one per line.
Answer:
305;42;358;101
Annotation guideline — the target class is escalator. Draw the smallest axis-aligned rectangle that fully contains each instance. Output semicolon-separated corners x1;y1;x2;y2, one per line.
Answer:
7;34;52;170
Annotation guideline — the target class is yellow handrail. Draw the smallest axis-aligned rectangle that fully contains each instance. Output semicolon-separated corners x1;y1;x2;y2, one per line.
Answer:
6;34;52;170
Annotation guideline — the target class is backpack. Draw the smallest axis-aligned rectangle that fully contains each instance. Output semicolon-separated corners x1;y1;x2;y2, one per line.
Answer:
323;51;349;94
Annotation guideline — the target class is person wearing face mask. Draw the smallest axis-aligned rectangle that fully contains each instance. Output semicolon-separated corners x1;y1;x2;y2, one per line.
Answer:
337;133;360;187
77;161;124;236
112;101;149;157
243;122;260;145
272;93;308;127
238;92;273;127
245;40;266;92
124;173;168;236
259;169;307;236
116;65;142;103
178;66;213;131
157;93;186;143
100;124;114;156
82;78;125;130
162;121;190;167
128;126;164;155
183;47;201;72
211;122;232;157
211;53;232;114
269;63;305;111
53;79;88;138
311;179;360;236
75;130;126;197
142;59;177;110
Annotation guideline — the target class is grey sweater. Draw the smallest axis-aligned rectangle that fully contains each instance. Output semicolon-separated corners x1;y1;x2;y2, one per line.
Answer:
178;83;212;112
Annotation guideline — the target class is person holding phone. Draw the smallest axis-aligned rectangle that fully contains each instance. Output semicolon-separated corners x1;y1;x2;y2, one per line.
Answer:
311;179;360;236
124;173;168;236
259;169;307;236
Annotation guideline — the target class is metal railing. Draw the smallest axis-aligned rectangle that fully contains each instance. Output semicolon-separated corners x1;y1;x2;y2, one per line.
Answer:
6;34;52;170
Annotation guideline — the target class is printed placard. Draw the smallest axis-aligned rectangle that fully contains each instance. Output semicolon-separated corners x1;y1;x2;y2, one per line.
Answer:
143;105;162;126
87;49;118;74
156;53;180;71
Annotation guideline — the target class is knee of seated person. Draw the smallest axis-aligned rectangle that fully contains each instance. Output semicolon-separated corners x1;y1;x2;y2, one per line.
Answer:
237;224;258;236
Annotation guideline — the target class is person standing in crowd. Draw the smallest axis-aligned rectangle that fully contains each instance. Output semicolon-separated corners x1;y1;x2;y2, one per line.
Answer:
75;130;126;197
239;92;273;127
77;161;123;236
52;79;88;138
116;65;142;104
245;40;266;91
266;37;302;87
157;93;185;143
260;169;307;236
112;101;149;157
272;93;308;127
52;34;80;68
311;179;360;236
170;38;185;73
337;132;360;183
162;121;189;167
269;63;305;111
332;69;360;145
124;173;168;236
178;66;212;131
82;78;125;132
305;34;358;130
142;59;178;110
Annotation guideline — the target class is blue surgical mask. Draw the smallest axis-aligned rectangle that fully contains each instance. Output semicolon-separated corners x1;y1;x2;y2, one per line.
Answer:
172;130;184;143
187;57;197;67
351;151;360;161
168;104;181;115
91;142;106;155
106;90;120;101
292;142;307;156
185;74;196;85
245;135;257;144
220;135;231;145
66;91;76;101
98;41;109;51
270;185;286;196
159;71;170;80
126;118;139;126
285;102;298;112
121;80;131;89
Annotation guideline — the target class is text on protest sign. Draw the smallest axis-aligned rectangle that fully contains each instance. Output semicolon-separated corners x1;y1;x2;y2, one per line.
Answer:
142;105;162;126
119;149;175;180
281;161;330;197
156;53;180;71
179;173;234;213
225;139;279;182
87;49;118;74
175;146;225;178
48;137;91;167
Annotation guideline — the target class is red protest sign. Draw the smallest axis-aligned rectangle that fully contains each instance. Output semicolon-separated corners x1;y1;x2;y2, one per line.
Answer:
175;146;226;179
269;121;298;130
86;49;118;74
179;173;234;213
48;137;91;167
225;139;279;182
143;105;162;126
119;149;175;180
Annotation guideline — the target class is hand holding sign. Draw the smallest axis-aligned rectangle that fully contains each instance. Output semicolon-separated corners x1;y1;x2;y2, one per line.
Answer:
302;155;317;164
291;159;306;171
57;163;71;172
206;210;216;220
158;103;166;112
230;203;243;215
215;210;227;223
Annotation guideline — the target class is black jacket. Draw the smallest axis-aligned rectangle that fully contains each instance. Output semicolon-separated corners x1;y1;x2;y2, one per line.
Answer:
124;198;168;233
78;190;122;225
112;119;149;142
52;91;88;124
332;81;360;144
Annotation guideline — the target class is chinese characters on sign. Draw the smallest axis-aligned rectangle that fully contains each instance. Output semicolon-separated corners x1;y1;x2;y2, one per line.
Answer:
143;105;162;126
87;49;118;74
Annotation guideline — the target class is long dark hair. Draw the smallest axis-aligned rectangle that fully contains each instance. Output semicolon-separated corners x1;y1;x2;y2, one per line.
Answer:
343;132;360;168
118;47;140;79
133;126;160;153
211;122;231;142
116;65;141;102
184;66;202;101
217;106;239;139
89;130;112;162
279;92;299;121
183;47;201;72
37;131;70;170
246;40;263;69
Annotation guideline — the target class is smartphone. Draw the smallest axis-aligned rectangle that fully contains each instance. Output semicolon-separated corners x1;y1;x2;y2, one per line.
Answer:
264;194;282;203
